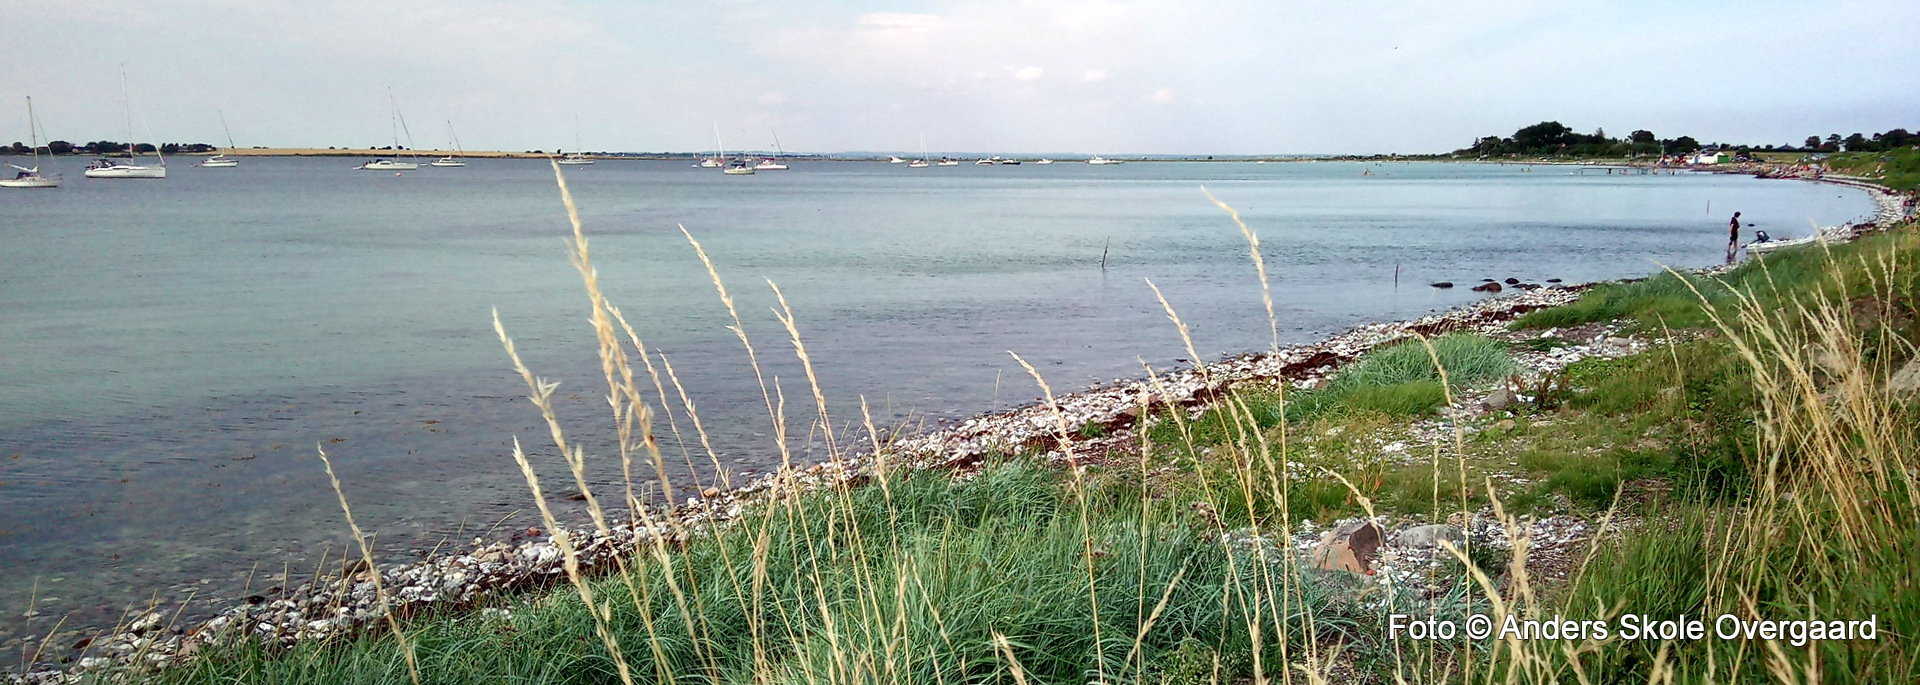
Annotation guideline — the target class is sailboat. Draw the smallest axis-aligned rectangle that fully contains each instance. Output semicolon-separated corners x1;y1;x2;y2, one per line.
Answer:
2;96;60;188
717;126;753;175
430;121;466;167
1086;155;1122;165
197;110;240;168
85;69;167;179
906;135;930;168
888;155;907;164
936;157;959;166
359;90;419;170
557;117;594;165
754;128;788;170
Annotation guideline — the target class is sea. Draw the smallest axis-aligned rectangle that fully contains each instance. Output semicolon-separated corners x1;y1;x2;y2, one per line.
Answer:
0;156;1876;655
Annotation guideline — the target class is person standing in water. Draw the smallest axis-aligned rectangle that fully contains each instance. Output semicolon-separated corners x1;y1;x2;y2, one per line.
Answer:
1727;211;1743;263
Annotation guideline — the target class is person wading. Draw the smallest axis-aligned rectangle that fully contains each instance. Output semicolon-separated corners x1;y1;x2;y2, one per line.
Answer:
1727;211;1743;263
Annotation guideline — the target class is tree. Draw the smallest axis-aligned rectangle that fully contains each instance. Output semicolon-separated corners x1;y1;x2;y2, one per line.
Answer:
1824;134;1842;151
133;143;156;154
160;143;180;155
1630;130;1657;145
47;140;72;155
1512;121;1573;151
1806;136;1822;150
1664;136;1701;154
8;141;25;154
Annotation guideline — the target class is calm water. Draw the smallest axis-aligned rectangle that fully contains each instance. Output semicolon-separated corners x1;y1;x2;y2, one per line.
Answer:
0;157;1874;651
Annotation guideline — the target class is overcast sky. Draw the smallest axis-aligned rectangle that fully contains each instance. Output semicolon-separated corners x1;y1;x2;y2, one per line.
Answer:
3;1;1915;155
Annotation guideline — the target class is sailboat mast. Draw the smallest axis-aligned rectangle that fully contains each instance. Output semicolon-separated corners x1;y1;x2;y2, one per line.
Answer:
26;97;41;167
218;110;236;150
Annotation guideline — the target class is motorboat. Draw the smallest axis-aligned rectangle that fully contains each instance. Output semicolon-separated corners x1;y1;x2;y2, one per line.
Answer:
697;157;721;168
723;158;756;175
1035;159;1054;165
936;158;959;166
1000;158;1021;165
974;158;994;165
888;155;907;164
1086;156;1122;165
2;96;61;188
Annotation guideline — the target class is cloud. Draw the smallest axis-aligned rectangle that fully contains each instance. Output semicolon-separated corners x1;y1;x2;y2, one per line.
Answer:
1083;69;1108;83
758;91;788;106
1147;87;1175;105
856;12;944;34
1013;66;1044;81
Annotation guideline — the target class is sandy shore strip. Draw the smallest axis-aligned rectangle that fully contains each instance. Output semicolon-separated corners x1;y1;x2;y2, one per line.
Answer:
11;176;1913;683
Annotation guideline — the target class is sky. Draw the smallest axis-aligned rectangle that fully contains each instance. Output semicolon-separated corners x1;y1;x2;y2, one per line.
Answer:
2;0;1916;155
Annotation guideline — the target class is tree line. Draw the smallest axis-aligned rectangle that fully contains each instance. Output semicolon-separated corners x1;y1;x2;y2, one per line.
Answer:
5;141;219;155
1457;121;1917;159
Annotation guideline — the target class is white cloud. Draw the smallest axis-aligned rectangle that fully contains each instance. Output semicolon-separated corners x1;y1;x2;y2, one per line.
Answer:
759;91;789;106
1147;88;1175;105
1013;66;1044;81
1083;69;1108;83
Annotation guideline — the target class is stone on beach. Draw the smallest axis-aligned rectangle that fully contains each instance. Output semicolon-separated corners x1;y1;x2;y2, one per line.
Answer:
1310;519;1382;574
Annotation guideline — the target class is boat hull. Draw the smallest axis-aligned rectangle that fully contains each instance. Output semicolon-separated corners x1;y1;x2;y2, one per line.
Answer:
84;166;167;178
198;158;238;168
0;176;60;188
557;159;594;166
722;167;756;175
429;160;466;167
359;161;418;170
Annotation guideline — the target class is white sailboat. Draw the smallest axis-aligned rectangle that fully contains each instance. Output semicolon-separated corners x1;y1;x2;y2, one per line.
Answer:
935;157;959;166
430;121;466;167
717;126;753;174
888;155;907;164
1086;155;1122;165
754;128;788;170
85;69;167;179
1035;159;1054;165
197;110;240;168
557;117;594;165
2;96;60;188
907;135;930;168
359;90;419;170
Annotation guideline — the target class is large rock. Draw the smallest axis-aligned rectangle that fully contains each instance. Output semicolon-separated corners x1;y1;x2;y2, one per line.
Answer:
1890;356;1920;396
1471;282;1503;293
1482;387;1518;412
1392;524;1466;550
1310;519;1382;574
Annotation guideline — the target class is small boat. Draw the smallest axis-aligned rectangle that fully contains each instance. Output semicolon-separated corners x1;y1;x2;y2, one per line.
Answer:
888;155;907;164
907;159;930;168
1035;159;1054;165
1746;228;1848;255
1000;158;1021;165
2;96;61;188
697;156;721;168
936;157;959;166
557;152;595;165
723;158;756;175
974;158;994;165
1087;155;1122;165
197;111;241;168
358;158;418;171
429;120;466;167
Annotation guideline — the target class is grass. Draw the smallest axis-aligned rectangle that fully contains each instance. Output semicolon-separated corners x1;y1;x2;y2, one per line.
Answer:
92;167;1920;684
1827;146;1920;191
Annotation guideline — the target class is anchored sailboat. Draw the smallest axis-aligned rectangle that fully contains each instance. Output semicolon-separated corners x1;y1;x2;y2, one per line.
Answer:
197;110;240;168
2;96;60;188
754;128;788;170
430;121;466;167
557;116;594;165
359;90;419;170
85;68;167;179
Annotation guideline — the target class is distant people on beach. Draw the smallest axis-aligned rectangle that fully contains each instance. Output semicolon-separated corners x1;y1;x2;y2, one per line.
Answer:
1728;211;1743;263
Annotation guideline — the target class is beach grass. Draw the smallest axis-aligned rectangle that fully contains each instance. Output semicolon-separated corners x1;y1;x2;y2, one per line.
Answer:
120;167;1920;684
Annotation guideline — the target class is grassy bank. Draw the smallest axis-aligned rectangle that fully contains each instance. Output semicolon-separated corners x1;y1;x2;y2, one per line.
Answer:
99;169;1919;684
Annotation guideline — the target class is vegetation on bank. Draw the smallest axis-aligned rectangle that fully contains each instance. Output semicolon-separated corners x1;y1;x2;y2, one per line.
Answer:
1452;120;1918;163
104;172;1918;683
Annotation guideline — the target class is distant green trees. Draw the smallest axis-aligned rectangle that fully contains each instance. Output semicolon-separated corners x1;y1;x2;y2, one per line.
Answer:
1460;121;1916;158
